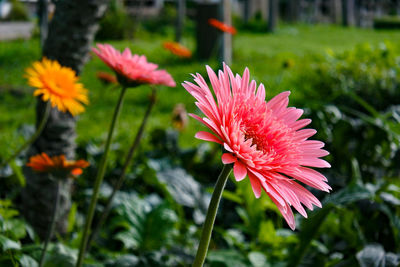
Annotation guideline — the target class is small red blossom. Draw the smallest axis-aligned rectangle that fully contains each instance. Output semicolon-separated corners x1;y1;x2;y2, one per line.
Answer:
208;18;237;35
163;41;192;58
27;153;89;177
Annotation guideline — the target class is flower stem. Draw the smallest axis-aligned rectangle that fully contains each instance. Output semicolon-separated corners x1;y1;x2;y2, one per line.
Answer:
86;87;157;251
192;164;232;267
76;86;128;267
1;102;51;168
39;178;61;267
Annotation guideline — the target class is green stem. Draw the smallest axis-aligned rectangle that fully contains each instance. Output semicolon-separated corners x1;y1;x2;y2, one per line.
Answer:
86;87;157;251
39;178;61;267
192;164;232;267
76;86;128;267
1;102;51;168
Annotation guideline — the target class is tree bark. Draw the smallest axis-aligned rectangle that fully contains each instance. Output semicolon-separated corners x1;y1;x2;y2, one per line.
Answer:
195;2;220;60
220;0;232;65
342;0;355;26
21;0;109;240
267;0;278;32
243;0;250;23
287;0;300;23
37;0;48;48
175;0;185;43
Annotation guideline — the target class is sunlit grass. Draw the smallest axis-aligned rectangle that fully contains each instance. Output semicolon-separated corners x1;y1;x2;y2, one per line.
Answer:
1;24;400;153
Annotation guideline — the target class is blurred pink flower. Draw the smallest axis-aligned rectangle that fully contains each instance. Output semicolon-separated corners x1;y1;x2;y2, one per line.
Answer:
92;44;176;88
183;64;331;230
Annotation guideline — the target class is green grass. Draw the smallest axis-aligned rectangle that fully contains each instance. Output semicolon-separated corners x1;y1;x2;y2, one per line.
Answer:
1;24;400;156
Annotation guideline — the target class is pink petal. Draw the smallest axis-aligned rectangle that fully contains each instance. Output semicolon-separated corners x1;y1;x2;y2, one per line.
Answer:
221;153;236;164
195;131;223;144
256;84;266;100
223;143;233;152
233;160;247;181
294;129;317;141
266;91;290;110
248;172;262;198
299;158;331;168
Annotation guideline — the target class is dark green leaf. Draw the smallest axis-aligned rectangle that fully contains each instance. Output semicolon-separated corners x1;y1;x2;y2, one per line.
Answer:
19;254;38;267
0;234;21;251
356;244;385;267
208;250;251;267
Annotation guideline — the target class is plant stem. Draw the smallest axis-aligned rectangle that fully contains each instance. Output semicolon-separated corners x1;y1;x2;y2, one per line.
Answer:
39;178;61;267
76;86;128;267
192;164;232;267
1;102;51;168
86;87;157;250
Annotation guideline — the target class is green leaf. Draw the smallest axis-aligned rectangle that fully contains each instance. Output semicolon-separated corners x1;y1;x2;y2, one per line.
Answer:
105;255;139;267
288;204;334;267
67;202;77;233
43;243;77;267
248;251;269;267
112;192;178;252
0;234;21;251
4;219;26;240
356;244;385;267
208;250;251;267
19;254;38;267
380;192;400;206
258;220;276;244
9;160;26;187
324;184;374;206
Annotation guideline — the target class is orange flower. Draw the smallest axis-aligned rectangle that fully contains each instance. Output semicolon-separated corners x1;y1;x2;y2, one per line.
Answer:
25;58;89;116
96;71;117;84
208;18;237;35
163;41;192;58
27;153;89;177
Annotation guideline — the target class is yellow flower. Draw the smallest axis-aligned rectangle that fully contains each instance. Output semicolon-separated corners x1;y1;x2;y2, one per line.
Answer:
26;58;89;116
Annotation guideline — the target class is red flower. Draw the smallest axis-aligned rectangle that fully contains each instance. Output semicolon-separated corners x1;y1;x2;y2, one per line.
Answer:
183;64;331;229
163;41;192;58
208;18;237;35
27;153;89;177
92;44;176;88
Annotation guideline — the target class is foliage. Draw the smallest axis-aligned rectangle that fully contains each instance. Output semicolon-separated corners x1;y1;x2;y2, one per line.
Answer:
374;16;400;30
3;0;29;21
288;42;400;265
140;3;177;36
1;26;400;266
233;11;268;33
96;0;135;40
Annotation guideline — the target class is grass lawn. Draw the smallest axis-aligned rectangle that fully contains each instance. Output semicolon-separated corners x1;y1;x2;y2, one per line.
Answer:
1;24;400;157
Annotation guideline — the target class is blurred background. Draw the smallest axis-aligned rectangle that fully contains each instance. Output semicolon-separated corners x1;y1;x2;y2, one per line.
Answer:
1;0;400;266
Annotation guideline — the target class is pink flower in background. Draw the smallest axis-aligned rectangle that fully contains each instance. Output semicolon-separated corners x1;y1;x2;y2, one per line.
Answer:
92;44;176;88
183;64;331;230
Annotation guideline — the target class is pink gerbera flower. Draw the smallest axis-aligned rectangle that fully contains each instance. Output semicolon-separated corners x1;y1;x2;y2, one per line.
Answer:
183;64;331;230
92;44;176;88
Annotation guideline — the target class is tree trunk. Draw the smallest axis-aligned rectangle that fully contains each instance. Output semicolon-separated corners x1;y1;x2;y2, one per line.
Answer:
37;0;48;48
243;0;250;23
267;0;278;32
220;0;232;65
175;0;185;43
330;0;341;24
342;0;355;26
195;2;220;60
21;0;109;240
287;0;300;23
